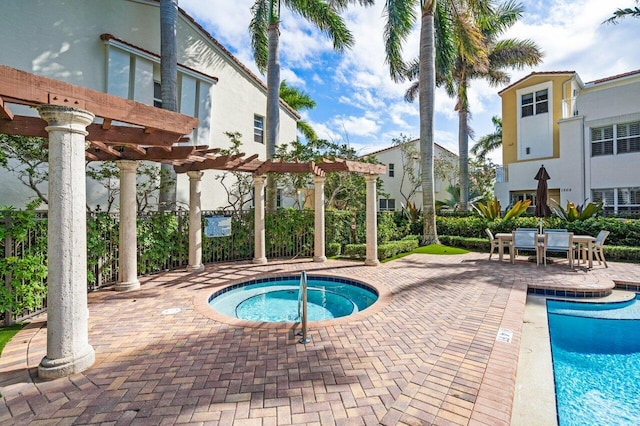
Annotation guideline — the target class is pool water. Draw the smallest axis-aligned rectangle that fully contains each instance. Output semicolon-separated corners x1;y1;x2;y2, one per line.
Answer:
547;295;640;426
209;276;378;322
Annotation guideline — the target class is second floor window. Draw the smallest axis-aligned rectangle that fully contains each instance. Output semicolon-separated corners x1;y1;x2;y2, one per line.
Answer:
591;121;640;156
254;115;264;144
521;89;548;117
153;81;162;108
388;163;395;177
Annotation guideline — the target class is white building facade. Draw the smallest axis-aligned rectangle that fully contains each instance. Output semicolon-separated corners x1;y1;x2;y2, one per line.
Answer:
495;70;640;215
0;0;298;210
369;139;458;212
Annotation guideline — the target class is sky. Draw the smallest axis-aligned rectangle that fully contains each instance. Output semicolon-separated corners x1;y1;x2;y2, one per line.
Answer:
179;0;640;164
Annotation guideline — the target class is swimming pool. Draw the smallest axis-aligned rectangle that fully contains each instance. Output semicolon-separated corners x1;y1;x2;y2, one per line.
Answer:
208;275;378;322
547;295;640;426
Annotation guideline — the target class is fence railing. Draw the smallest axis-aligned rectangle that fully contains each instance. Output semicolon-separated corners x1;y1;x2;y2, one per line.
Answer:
1;208;327;322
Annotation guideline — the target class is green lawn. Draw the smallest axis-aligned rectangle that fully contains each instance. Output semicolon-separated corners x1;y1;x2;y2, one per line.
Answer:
382;244;469;262
0;323;24;356
413;244;469;255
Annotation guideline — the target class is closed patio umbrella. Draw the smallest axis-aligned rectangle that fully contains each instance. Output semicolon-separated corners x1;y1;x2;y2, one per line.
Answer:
534;164;552;217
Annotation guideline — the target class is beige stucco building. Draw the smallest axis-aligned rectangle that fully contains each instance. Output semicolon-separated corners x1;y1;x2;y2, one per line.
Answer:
495;69;640;215
0;0;299;210
367;139;458;211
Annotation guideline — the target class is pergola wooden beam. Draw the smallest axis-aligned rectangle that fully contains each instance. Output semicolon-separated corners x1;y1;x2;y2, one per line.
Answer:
0;97;14;120
0;115;190;147
0;65;198;135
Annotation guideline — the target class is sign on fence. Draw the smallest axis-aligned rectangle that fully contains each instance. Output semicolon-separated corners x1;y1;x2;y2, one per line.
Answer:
204;215;232;237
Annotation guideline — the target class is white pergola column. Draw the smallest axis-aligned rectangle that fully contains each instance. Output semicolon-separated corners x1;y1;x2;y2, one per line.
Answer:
364;174;380;266
313;175;327;262
115;160;140;291
37;105;95;379
253;175;267;264
187;171;205;272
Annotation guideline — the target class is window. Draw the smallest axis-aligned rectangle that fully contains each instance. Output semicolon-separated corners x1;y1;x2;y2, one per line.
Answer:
521;93;533;117
103;37;215;145
510;192;536;211
535;89;548;114
379;198;396;211
591;121;640;157
521;89;548;117
254;115;264;144
593;187;640;214
591;126;614;156
276;188;282;207
388;163;395;177
153;81;162;108
616;121;640;154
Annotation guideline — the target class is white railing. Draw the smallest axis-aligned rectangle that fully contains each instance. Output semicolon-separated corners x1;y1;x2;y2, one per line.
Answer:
297;271;311;344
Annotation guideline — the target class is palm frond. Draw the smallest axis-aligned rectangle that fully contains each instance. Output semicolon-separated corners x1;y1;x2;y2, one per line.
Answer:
383;0;418;82
249;0;270;73
603;6;640;24
288;0;354;51
488;39;543;70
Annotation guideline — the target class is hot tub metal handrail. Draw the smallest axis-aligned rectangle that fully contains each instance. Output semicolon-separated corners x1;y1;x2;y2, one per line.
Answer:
298;271;311;344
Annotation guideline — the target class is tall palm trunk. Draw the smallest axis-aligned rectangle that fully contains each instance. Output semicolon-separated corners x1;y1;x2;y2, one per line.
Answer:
419;5;439;245
265;21;280;212
458;104;469;212
159;0;178;211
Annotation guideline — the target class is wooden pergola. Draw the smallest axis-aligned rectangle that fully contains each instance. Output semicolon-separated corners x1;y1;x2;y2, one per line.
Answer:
0;65;199;380
0;65;386;381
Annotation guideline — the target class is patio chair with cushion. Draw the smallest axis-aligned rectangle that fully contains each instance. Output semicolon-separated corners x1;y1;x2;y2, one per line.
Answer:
510;230;541;265
582;230;610;268
485;228;498;259
542;231;575;269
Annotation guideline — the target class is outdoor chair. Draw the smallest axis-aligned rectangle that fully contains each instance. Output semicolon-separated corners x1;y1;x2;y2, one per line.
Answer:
485;228;498;259
510;230;541;265
541;231;575;269
544;228;567;232
582;230;610;268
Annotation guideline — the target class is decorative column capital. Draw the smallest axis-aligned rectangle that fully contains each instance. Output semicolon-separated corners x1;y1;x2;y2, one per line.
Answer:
115;160;139;172
365;174;378;183
253;174;265;184
37;105;94;136
187;170;204;181
313;175;326;184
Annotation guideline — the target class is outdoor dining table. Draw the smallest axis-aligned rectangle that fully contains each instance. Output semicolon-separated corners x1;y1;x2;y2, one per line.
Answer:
495;233;596;268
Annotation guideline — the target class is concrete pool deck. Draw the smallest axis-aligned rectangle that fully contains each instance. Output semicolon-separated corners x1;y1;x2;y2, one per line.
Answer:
1;252;639;425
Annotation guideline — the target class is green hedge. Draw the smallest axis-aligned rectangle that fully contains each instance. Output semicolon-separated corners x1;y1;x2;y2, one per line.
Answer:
436;216;640;247
326;242;341;257
344;239;419;260
439;235;640;262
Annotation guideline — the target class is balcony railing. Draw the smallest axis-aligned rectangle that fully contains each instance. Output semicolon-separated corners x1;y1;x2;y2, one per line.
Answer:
495;165;507;183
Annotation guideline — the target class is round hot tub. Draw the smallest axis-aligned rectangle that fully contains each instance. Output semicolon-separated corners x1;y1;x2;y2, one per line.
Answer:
208;275;378;322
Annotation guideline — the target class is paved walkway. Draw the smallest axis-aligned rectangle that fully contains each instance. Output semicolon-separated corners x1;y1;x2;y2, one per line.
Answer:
1;252;639;425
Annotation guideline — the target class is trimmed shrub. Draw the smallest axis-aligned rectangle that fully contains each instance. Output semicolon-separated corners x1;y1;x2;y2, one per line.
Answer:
326;242;341;257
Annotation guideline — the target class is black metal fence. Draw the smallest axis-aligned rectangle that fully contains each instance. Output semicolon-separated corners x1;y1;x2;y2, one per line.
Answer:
1;208;326;322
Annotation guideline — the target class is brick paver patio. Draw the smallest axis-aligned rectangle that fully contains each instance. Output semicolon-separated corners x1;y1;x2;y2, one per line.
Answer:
1;252;638;425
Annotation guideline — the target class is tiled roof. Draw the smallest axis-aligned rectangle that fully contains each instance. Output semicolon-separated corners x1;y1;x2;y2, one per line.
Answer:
175;3;301;119
587;69;640;85
363;138;457;158
497;71;575;95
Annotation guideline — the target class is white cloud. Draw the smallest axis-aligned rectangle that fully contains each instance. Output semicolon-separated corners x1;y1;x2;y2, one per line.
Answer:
181;0;640;167
330;115;380;138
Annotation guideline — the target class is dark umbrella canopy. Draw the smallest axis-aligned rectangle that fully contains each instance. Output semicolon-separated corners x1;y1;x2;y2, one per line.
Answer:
534;165;552;217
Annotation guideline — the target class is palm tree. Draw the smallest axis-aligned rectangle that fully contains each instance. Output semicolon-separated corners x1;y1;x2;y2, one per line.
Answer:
384;0;490;244
604;2;640;24
471;115;501;160
158;0;179;211
279;80;317;142
403;1;541;212
250;0;373;211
